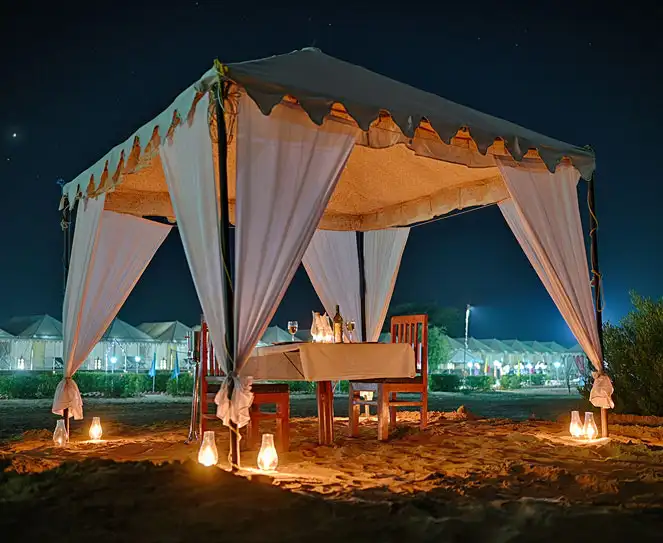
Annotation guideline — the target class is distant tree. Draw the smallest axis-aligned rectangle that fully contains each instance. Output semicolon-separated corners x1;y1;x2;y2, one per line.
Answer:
594;292;663;415
427;326;451;373
384;302;463;337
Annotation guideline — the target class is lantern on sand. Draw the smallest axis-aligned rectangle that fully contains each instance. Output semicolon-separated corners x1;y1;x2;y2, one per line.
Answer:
89;417;103;440
584;412;599;440
198;431;218;467
569;411;584;438
53;420;68;447
257;434;278;472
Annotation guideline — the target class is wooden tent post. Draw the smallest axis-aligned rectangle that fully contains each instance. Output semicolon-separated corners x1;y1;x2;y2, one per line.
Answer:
356;232;367;342
215;81;240;471
588;172;608;438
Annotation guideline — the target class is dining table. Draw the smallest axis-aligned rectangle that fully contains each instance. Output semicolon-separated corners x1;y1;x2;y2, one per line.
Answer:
242;341;416;444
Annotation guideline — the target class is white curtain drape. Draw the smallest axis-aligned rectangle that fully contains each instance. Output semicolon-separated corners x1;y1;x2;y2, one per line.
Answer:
302;231;363;340
364;228;410;341
303;228;409;342
53;197;171;419
497;159;612;408
234;94;359;378
160;93;251;427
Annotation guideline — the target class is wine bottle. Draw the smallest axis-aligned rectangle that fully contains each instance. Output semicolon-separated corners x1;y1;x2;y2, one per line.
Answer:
333;305;344;344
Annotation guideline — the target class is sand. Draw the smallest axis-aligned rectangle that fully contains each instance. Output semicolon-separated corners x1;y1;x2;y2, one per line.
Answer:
2;395;663;542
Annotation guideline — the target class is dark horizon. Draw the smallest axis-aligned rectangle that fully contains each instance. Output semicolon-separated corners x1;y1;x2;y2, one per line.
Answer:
1;2;660;346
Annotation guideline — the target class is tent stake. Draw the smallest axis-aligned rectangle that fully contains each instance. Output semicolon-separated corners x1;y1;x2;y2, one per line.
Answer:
215;81;240;471
588;172;608;438
356;232;367;342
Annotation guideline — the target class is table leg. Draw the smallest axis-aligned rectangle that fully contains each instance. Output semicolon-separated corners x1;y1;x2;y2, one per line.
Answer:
316;380;334;445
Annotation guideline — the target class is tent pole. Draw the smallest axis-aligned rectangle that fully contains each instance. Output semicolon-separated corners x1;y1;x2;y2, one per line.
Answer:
215;81;240;471
61;205;72;435
356;232;367;342
588;172;608;438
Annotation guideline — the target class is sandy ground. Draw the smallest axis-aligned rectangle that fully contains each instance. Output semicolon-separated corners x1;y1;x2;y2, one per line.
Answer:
2;392;663;542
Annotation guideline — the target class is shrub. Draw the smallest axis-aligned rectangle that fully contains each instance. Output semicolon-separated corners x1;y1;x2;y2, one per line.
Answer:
429;373;461;392
0;370;190;399
500;374;522;390
588;293;663;416
464;375;495;391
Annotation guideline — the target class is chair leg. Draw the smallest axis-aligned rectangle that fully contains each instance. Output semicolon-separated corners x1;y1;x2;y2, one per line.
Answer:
283;397;290;452
248;405;259;449
377;384;389;441
389;392;397;427
420;389;428;429
348;388;360;437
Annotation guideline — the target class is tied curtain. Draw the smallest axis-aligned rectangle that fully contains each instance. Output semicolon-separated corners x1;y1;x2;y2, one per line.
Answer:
303;228;409;342
496;159;612;408
233;93;359;387
53;196;171;419
159;93;245;426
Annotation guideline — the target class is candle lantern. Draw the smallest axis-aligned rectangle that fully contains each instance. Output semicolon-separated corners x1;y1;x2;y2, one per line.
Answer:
198;430;219;467
89;416;103;440
569;410;583;438
53;419;68;447
584;412;598;440
257;433;278;472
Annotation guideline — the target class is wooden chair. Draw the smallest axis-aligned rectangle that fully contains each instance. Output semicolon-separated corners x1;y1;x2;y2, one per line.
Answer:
198;320;290;451
247;383;290;452
349;314;428;441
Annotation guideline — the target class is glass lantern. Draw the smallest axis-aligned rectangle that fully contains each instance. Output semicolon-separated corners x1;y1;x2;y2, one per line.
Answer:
584;412;599;440
569;410;583;438
53;419;68;447
89;417;103;440
257;434;278;472
198;431;219;467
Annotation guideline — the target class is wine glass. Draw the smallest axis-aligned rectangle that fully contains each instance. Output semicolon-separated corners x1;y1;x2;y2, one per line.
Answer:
287;321;298;342
346;320;356;342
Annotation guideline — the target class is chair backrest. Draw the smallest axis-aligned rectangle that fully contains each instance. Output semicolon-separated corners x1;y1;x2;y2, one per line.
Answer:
390;314;428;385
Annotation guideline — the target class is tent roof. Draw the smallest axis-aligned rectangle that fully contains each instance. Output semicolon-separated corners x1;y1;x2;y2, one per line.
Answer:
261;326;300;345
453;337;492;352
503;339;537;353
0;315;63;340
61;48;595;231
102;318;156;343
567;343;586;354
540;341;568;353
0;327;15;339
477;338;518;353
138;321;192;343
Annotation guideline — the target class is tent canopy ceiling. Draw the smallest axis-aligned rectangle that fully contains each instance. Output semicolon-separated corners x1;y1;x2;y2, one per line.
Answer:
61;48;595;231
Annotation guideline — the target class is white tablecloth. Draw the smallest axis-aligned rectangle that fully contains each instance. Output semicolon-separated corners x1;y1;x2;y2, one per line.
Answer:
241;343;415;381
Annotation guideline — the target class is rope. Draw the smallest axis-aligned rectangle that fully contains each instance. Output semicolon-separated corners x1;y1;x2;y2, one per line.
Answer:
405;200;501;229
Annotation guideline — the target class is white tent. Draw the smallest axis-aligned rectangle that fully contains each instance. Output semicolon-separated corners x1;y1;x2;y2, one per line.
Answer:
138;321;192;370
1;315;63;370
54;48;611;459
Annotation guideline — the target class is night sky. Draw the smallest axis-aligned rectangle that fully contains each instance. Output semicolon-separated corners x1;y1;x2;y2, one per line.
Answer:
1;2;660;345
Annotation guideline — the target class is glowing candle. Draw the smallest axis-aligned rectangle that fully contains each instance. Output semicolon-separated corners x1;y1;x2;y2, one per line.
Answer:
198;431;218;467
569;410;584;438
584;412;598;440
89;417;103;440
53;419;68;447
257;433;278;472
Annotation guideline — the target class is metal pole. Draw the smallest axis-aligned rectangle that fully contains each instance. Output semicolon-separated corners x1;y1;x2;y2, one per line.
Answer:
356;232;367;342
588;172;608;438
61;205;72;435
464;304;470;376
215;81;240;470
